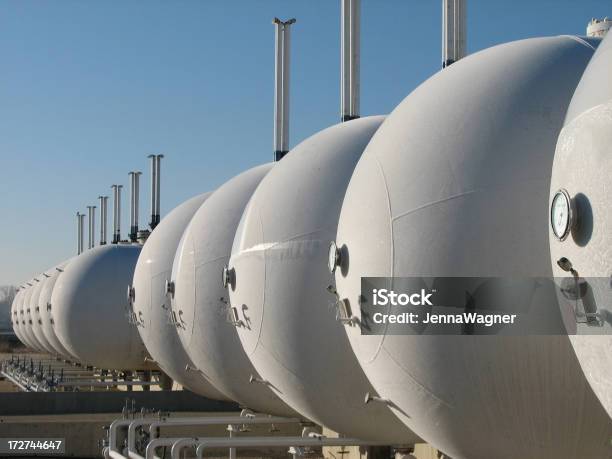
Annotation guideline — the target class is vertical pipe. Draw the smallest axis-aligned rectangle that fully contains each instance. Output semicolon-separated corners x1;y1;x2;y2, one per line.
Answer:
128;171;142;242
76;212;84;255
130;173;135;239
148;155;157;230
111;185;123;244
99;196;108;245
351;0;360;117
282;23;292;154
273;18;295;161
154;155;163;224
135;171;140;236
87;205;96;249
79;213;85;254
80;214;85;253
274;20;283;160
442;0;466;68
76;212;80;255
341;0;360;122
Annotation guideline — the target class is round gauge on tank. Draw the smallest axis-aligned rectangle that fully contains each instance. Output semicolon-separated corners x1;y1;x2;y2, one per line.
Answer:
550;188;572;241
328;241;340;273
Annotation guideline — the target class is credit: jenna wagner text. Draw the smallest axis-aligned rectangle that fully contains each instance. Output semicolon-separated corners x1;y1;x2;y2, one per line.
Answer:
354;277;611;336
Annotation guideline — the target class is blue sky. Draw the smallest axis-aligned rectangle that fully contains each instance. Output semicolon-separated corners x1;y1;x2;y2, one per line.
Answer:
0;0;609;285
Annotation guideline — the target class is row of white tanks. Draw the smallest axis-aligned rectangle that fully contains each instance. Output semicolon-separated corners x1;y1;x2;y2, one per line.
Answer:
11;29;612;459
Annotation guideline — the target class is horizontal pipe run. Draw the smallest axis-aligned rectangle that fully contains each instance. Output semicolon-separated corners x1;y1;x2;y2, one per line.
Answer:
191;436;390;459
56;380;159;387
131;415;300;459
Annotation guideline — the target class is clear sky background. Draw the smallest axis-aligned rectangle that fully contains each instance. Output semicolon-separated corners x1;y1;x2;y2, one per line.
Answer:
0;0;609;285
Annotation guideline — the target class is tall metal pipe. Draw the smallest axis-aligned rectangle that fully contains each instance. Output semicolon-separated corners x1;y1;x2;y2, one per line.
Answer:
273;17;295;161
80;212;85;253
148;154;163;230
111;184;123;244
128;171;142;242
154;155;162;223
87;205;96;249
148;155;157;230
442;0;466;68
76;212;85;255
99;195;108;245
341;0;360;122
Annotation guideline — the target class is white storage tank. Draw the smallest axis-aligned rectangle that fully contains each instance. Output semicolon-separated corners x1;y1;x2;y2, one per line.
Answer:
226;118;419;442
130;192;228;400
171;164;297;415
52;243;151;369
28;275;55;355
15;286;34;349
20;282;44;352
332;36;611;458
549;32;612;418
587;17;612;38
10;289;25;346
38;261;77;360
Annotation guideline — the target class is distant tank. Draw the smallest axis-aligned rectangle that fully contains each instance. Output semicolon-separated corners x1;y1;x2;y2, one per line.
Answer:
38;261;77;360
130;192;228;399
52;243;150;369
16;287;35;349
10;289;25;346
549;32;612;418
53;167;156;370
28;276;55;354
226;119;419;441
586;17;612;38
332;36;611;458
20;281;44;352
171;164;297;415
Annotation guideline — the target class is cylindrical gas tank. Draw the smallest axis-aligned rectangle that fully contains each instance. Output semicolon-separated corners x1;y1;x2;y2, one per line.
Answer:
549;32;612;418
10;290;25;346
15;287;32;349
226;118;419;442
131;192;228;400
53;244;151;369
28;276;55;355
38;261;77;360
20;282;44;352
333;36;611;459
172;164;297;416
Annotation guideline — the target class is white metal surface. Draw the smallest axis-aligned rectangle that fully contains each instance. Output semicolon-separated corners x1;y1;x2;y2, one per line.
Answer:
333;36;611;458
52;244;151;369
171;164;298;415
131;192;228;399
550;32;612;418
38;261;77;360
227;118;419;442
